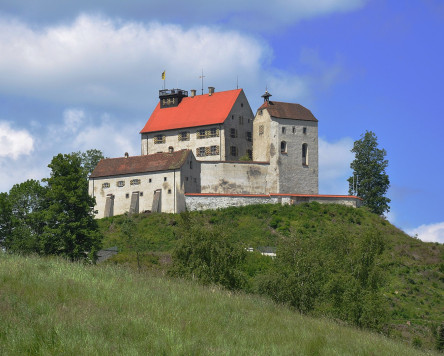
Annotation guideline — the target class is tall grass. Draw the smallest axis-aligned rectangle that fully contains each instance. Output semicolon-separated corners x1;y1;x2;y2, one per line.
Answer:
0;254;432;355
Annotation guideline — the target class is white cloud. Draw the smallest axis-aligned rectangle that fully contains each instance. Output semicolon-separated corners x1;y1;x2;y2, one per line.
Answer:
0;16;269;110
407;222;444;244
318;136;353;194
0;0;367;30
0;121;34;159
63;108;85;134
0;108;141;193
0;15;345;112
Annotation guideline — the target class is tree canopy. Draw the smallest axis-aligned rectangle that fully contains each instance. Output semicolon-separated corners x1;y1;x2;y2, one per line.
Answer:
348;131;390;215
42;153;102;261
0;150;103;261
75;148;105;176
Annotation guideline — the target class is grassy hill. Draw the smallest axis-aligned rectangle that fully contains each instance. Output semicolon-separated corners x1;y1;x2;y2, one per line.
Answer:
98;203;444;350
0;254;435;355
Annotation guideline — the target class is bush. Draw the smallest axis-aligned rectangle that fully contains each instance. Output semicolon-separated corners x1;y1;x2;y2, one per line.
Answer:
257;226;388;330
169;212;246;290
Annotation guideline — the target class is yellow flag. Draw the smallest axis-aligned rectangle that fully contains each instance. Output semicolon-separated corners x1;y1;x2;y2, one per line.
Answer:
162;71;165;80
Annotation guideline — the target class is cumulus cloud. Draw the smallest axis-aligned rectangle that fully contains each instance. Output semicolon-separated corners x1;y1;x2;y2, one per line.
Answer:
0;121;34;159
0;0;367;30
0;15;343;113
0;107;141;193
0;16;268;110
407;222;444;244
318;136;353;194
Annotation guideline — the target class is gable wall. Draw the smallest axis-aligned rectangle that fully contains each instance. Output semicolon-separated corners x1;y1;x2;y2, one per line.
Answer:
222;90;254;160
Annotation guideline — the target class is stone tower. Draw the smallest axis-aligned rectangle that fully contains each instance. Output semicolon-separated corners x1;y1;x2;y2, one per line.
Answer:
252;91;318;194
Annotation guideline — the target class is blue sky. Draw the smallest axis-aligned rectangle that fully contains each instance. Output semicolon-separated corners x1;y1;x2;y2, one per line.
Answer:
0;0;443;242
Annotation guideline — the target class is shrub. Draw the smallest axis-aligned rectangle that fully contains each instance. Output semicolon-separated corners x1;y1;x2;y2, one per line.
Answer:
169;212;246;290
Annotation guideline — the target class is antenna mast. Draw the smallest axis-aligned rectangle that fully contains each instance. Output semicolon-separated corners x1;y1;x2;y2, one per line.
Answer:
199;69;206;95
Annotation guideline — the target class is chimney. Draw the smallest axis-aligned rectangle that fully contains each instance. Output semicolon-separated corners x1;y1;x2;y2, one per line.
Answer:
190;89;196;97
208;86;215;96
124;152;129;158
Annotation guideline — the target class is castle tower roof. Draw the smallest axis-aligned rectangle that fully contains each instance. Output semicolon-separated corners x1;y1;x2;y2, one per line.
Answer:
258;100;318;122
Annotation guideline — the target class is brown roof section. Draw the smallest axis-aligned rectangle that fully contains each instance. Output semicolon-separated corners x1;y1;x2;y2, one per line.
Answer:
258;101;318;122
90;150;191;178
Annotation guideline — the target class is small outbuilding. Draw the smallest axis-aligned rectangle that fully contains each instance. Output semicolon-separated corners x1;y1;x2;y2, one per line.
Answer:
89;149;200;217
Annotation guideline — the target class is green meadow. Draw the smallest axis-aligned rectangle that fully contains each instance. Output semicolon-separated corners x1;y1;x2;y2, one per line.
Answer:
0;254;433;355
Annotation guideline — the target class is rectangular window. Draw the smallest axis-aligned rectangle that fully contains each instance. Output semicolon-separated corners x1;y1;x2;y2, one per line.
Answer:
196;147;206;157
149;178;152;183
130;179;141;185
230;146;238;157
259;125;264;136
102;182;110;188
246;132;252;142
164;177;167;182
117;181;125;187
247;149;253;160
178;131;190;141
125;193;129;198
292;126;296;134
168;189;172;194
210;145;219;155
282;127;286;134
303;127;307;134
208;128;219;138
197;128;219;139
230;128;237;138
197;129;206;139
154;134;165;144
239;116;243;125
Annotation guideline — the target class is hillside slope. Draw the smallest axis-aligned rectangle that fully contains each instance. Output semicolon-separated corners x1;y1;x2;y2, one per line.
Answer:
0;254;433;355
98;203;444;350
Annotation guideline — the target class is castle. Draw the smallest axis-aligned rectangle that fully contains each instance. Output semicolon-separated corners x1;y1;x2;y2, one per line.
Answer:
89;87;361;217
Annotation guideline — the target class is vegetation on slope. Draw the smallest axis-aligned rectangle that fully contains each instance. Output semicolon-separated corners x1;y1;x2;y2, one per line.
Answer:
0;254;433;355
98;203;444;350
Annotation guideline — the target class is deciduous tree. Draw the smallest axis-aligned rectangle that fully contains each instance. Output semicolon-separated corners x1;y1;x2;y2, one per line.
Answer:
42;153;102;261
3;180;46;253
75;149;105;176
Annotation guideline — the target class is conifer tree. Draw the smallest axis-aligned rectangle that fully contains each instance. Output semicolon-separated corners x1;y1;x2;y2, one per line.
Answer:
348;131;390;215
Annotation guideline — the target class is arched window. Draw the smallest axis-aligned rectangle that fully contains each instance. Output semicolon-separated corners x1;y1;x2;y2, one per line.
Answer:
281;141;287;154
302;143;308;165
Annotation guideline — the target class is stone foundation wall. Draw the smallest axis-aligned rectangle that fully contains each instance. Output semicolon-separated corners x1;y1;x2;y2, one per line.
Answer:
185;193;361;211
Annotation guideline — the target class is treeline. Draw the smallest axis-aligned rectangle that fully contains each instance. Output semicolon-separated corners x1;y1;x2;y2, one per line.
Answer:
169;208;388;332
0;150;103;261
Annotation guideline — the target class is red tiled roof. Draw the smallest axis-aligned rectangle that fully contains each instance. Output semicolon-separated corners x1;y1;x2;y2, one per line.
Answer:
259;101;318;122
90;150;191;178
140;89;242;133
